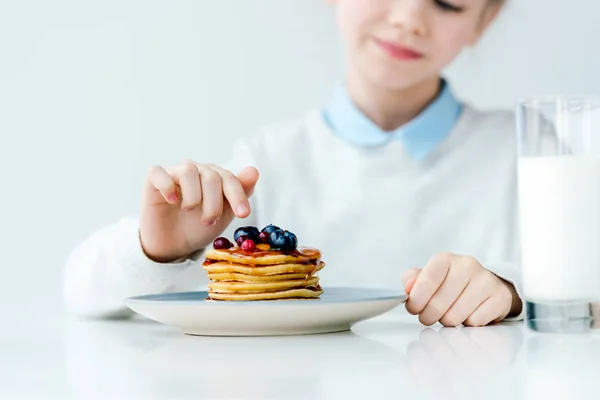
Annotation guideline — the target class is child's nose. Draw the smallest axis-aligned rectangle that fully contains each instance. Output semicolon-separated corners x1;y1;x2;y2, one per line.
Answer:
388;0;429;38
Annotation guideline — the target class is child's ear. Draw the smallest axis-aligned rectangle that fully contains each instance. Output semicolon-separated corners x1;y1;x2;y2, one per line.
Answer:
468;4;502;46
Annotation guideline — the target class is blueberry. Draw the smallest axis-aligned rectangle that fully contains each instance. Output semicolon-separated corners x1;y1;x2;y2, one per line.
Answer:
261;224;281;235
268;228;286;249
234;226;260;243
269;229;298;250
282;231;298;249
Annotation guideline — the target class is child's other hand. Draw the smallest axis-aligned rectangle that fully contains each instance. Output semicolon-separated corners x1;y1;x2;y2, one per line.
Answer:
139;161;259;263
402;253;521;327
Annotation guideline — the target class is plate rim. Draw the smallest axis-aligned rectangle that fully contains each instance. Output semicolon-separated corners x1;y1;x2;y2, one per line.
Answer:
125;286;408;306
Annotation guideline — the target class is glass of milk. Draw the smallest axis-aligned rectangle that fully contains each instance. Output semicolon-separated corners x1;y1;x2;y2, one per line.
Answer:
517;95;600;333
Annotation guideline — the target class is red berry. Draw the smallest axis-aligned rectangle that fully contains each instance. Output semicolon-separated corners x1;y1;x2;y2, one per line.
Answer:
258;231;270;244
213;237;232;250
241;239;256;252
236;235;248;247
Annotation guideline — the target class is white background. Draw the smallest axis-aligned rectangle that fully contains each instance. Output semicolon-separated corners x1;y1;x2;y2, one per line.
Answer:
0;0;597;314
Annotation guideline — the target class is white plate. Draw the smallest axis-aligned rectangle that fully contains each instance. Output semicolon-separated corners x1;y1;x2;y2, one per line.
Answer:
125;287;408;337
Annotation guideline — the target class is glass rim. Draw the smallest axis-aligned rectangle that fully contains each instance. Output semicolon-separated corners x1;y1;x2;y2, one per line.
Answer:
517;94;600;107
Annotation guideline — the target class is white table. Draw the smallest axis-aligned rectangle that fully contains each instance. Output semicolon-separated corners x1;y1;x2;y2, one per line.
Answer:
2;309;600;399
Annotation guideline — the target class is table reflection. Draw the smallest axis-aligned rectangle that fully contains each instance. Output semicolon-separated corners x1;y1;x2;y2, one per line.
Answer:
523;331;600;400
406;324;524;400
64;318;409;399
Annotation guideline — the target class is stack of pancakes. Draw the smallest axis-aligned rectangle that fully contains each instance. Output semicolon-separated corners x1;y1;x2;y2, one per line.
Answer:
203;245;324;301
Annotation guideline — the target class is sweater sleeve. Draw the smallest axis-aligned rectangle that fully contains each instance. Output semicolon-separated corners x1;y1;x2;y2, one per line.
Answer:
62;139;259;319
62;217;208;319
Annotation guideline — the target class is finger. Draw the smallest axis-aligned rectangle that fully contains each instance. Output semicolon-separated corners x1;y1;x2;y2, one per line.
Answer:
197;164;224;225
419;265;470;326
170;163;202;210
207;164;251;218
236;166;260;196
464;292;510;327
146;165;179;204
405;253;452;316
440;274;494;327
402;268;421;294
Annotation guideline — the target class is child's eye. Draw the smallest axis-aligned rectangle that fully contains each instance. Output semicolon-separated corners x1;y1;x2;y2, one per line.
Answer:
434;0;464;12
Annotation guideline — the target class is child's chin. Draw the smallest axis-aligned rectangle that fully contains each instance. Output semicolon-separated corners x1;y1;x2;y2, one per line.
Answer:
366;67;430;90
356;57;427;87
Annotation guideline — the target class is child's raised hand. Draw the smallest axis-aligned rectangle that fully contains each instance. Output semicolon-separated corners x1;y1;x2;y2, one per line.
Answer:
402;253;521;327
139;161;259;263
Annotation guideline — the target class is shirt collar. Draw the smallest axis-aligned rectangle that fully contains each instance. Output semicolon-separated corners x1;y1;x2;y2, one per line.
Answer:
322;80;463;159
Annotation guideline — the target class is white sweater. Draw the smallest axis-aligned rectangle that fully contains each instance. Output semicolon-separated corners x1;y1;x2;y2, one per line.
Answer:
63;105;529;320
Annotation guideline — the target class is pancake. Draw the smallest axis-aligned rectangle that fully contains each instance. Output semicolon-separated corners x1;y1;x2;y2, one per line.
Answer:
209;276;319;293
203;261;325;276
205;227;325;301
208;287;324;301
205;246;321;266
207;272;313;282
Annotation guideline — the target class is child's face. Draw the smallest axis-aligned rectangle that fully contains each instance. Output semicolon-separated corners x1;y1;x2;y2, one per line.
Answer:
331;0;501;89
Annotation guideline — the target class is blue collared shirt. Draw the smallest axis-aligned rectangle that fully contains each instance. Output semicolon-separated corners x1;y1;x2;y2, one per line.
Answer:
322;80;463;159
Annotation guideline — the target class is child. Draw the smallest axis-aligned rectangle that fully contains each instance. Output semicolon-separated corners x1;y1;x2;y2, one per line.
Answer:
64;0;523;326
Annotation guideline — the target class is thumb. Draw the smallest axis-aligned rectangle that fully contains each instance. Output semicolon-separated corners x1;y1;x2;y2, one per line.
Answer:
237;166;260;196
402;268;421;294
